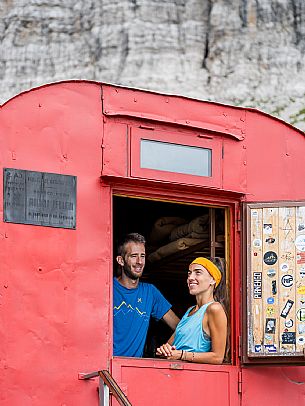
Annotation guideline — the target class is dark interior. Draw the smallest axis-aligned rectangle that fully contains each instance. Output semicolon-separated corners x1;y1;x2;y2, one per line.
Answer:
113;195;226;358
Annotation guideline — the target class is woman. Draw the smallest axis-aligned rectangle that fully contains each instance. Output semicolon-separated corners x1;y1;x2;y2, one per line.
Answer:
156;257;228;364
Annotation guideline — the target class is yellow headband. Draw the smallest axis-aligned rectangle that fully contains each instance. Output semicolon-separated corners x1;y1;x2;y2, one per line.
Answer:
190;257;222;287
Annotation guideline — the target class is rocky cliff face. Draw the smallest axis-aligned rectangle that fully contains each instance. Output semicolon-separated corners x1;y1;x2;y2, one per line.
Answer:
0;0;304;130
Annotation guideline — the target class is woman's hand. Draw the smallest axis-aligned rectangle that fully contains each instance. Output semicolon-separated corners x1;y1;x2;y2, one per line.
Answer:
156;343;182;360
156;342;175;357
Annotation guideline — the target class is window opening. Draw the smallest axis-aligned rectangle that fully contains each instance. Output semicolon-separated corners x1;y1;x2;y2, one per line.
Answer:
113;195;230;362
140;139;212;177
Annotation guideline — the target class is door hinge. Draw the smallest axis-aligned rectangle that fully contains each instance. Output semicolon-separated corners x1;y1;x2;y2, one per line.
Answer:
238;371;242;394
235;205;241;232
238;335;242;358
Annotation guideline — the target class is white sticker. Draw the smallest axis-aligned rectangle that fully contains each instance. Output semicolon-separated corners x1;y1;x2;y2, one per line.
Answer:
252;210;258;217
253;238;262;248
298;324;305;334
285;319;294;328
263;224;272;234
280;263;289;272
281;274;294;288
299;298;305;308
295;235;305;252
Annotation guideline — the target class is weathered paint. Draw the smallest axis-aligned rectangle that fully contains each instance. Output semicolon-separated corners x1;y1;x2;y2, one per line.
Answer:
0;81;304;405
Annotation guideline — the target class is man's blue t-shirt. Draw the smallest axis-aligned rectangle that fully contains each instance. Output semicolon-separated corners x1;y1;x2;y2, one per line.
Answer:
113;278;171;357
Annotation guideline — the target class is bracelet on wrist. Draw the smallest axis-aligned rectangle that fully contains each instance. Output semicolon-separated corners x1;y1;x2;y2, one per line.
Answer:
179;350;184;360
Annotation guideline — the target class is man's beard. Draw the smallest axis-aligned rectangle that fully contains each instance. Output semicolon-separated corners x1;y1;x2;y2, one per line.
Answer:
123;264;143;280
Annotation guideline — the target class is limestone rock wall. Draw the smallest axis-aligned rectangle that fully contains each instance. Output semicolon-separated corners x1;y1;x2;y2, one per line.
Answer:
0;0;304;130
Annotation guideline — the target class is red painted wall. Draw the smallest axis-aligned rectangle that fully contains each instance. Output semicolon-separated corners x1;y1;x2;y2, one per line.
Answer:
0;82;111;405
244;110;305;201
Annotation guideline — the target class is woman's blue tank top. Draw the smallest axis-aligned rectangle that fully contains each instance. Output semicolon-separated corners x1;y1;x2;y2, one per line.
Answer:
173;302;214;352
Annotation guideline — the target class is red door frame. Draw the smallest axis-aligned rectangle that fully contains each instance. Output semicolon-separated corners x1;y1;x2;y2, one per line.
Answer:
104;175;243;404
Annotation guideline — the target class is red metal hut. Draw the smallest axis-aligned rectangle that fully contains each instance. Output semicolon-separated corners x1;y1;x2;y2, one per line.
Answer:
1;81;305;406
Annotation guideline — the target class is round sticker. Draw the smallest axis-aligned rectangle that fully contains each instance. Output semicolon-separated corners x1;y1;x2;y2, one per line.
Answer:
267;269;276;278
267;297;275;304
300;268;305;278
297;336;305;345
280;263;289;272
264;251;278;265
295;235;305;252
281;274;293;288
253;239;262;248
251;210;258;217
297;308;305;322
266;306;275;316
285;319;293;328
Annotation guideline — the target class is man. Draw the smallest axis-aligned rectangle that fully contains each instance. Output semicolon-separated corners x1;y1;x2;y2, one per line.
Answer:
113;233;179;357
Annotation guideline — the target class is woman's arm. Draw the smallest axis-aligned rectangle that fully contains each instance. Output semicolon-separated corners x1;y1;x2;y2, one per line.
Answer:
167;332;175;346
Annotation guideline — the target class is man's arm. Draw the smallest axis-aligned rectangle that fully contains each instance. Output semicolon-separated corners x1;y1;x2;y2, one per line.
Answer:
162;309;180;330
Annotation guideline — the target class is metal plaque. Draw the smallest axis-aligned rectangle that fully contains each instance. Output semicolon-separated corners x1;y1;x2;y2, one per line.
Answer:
4;168;76;229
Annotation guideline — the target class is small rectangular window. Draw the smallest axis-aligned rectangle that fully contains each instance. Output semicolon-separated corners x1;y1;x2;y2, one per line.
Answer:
130;127;222;188
140;139;212;177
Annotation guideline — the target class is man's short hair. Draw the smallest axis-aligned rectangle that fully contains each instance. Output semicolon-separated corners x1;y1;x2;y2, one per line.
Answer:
117;233;146;258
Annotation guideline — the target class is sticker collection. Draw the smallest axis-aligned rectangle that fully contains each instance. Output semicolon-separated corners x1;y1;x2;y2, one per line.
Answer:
250;207;305;357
